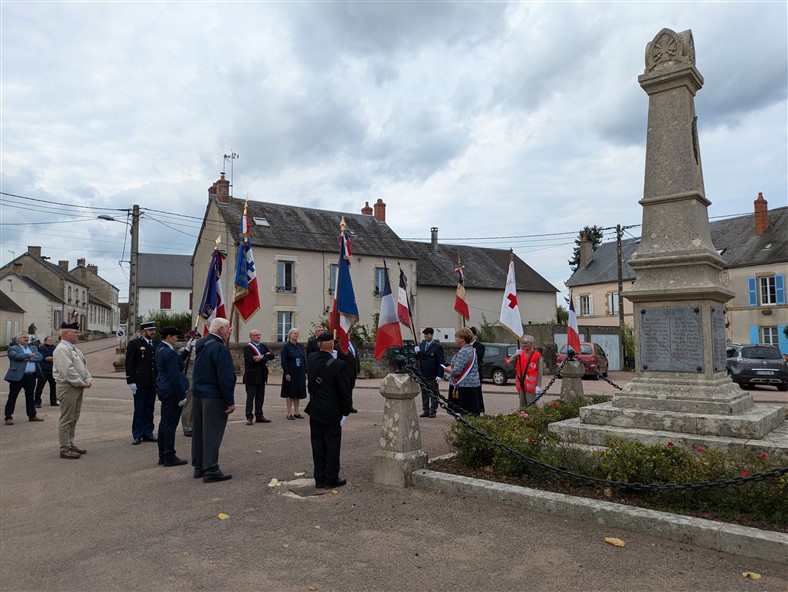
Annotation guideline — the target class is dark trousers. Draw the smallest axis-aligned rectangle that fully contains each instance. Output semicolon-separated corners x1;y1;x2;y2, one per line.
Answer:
245;383;266;420
35;372;57;405
421;376;439;414
158;396;183;461
478;384;486;413
5;374;38;419
457;386;481;416
192;398;228;476
132;385;157;439
309;419;342;486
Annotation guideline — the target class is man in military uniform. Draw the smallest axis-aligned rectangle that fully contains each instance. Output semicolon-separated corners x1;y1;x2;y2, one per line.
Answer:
125;321;158;445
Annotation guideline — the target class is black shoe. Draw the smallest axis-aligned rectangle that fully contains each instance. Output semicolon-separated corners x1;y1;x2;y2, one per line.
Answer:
203;471;232;483
256;417;272;423
158;458;164;465
183;431;192;437
428;413;436;418
419;412;430;418
315;481;324;489
51;401;60;406
193;468;205;479
163;457;188;467
132;438;142;445
293;414;304;419
35;403;41;409
324;478;347;488
142;435;157;443
349;408;358;413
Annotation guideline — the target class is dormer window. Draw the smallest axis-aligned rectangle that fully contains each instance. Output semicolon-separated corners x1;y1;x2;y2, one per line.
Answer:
253;217;269;227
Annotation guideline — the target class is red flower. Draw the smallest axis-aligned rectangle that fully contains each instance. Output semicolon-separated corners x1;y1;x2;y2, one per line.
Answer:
696;446;703;452
760;453;768;459
666;442;674;447
740;471;750;477
551;401;559;409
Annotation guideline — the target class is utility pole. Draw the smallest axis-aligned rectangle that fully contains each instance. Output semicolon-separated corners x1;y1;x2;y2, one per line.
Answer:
129;204;140;335
616;224;625;370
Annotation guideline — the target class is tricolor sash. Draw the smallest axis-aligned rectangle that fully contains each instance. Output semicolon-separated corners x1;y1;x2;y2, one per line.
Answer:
451;348;477;387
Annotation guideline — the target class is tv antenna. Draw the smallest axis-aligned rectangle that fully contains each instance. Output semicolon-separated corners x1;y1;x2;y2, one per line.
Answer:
223;152;239;197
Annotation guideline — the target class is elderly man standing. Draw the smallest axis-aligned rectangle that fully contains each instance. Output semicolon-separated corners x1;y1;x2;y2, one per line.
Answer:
192;318;236;483
53;322;92;459
125;321;158;445
4;332;44;425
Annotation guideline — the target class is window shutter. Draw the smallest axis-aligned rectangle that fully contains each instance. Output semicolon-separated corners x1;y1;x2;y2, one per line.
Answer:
160;292;172;309
778;325;788;355
775;275;785;305
574;297;580;316
749;325;759;345
747;277;757;306
588;295;594;315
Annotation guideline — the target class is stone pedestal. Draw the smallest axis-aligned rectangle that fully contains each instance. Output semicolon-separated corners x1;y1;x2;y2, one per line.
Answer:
559;360;585;401
372;372;427;487
550;28;785;457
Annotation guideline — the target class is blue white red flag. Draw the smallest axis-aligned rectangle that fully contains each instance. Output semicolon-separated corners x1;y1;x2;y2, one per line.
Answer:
329;220;358;353
454;264;470;320
198;245;227;334
375;261;404;360
233;201;260;321
567;298;581;354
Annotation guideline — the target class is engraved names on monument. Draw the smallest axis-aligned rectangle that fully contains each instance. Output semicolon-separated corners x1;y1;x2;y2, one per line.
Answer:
639;307;703;372
711;307;726;372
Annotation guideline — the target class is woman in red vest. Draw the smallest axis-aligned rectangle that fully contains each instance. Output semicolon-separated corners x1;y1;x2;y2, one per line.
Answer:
514;335;542;407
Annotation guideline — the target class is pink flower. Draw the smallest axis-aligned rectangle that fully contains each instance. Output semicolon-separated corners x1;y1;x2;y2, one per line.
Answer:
666;442;674;447
520;412;529;419
696;446;703;452
760;453;768;459
509;409;518;415
740;471;750;477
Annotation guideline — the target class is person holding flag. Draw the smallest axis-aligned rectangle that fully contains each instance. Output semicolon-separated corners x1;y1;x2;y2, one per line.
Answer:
233;199;260;322
374;261;404;360
329;217;358;353
415;328;445;418
198;238;227;335
514;334;543;408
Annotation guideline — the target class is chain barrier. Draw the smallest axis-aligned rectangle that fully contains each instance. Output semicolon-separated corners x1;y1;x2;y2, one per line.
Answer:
404;364;788;492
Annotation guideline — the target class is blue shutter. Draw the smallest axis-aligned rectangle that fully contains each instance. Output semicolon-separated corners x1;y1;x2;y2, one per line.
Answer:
747;277;757;306
749;325;759;345
775;274;785;305
778;325;788;355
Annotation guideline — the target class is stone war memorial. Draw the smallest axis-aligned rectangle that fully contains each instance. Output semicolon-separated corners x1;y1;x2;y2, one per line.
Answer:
550;28;787;458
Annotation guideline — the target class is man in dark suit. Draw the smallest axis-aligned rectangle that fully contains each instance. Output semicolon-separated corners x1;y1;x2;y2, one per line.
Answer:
125;321;158;445
305;331;352;489
192;318;236;483
305;324;325;357
242;329;275;425
34;336;58;407
470;327;486;414
4;332;44;425
155;326;191;467
336;339;360;413
415;327;445;418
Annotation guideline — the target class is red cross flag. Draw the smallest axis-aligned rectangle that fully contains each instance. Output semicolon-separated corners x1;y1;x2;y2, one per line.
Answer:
499;258;523;340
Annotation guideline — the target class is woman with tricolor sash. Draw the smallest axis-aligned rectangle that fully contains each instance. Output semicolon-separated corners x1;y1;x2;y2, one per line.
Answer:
444;327;481;416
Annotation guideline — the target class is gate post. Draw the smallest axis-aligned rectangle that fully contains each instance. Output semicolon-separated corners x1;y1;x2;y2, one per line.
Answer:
372;359;427;487
559;359;585;401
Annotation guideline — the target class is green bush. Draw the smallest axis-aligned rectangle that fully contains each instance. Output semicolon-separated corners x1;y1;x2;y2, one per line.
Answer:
137;311;193;335
445;397;787;525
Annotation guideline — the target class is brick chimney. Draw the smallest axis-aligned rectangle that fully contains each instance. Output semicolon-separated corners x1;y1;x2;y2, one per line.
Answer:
208;173;231;204
361;201;373;216
58;260;69;270
87;264;98;275
579;233;593;268
12;262;22;274
373;198;386;223
431;227;439;252
754;192;768;235
28;246;42;258
77;258;86;267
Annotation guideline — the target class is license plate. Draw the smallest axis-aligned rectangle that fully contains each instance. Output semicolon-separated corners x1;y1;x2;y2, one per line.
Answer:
755;370;775;375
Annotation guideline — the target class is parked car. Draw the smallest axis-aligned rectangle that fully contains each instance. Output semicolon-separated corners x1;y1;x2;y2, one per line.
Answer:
556;342;609;379
726;344;788;391
479;343;518;385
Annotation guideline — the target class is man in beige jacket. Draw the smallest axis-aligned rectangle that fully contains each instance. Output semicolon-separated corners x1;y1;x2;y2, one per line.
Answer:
52;322;92;459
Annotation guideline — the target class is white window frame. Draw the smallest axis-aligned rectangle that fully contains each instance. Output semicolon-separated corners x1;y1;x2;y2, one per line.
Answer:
277;311;293;342
759;276;777;305
579;294;593;316
329;263;338;295
607;292;619;315
761;326;779;346
374;267;386;297
277;261;296;293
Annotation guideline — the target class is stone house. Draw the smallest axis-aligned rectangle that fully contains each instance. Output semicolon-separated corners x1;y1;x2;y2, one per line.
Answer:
70;258;120;334
0;290;25;345
0;272;64;340
565;195;787;353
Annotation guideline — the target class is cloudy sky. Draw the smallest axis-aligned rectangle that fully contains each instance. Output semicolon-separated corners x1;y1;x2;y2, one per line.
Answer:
2;1;786;312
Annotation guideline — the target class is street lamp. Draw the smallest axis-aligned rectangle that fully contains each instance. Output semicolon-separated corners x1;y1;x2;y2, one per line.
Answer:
98;206;139;337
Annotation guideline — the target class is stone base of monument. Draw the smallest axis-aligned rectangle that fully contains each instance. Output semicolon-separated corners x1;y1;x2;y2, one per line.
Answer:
559;359;585;401
549;417;788;460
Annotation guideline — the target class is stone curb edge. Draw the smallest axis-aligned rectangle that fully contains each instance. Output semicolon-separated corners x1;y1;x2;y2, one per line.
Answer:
412;469;787;565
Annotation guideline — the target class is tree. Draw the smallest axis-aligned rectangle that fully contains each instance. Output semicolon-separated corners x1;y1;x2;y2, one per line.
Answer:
556;304;568;325
568;225;605;272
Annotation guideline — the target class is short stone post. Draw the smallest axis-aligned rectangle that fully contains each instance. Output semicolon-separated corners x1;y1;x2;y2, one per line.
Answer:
559;359;585;401
372;362;427;487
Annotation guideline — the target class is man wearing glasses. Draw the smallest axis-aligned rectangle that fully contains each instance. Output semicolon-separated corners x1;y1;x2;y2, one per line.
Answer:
52;322;92;459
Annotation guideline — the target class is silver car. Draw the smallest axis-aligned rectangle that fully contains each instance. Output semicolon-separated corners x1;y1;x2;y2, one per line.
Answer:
726;344;788;392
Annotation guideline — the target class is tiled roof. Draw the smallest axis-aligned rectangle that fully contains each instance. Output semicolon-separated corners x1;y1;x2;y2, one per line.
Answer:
25;253;90;287
565;206;788;286
214;198;415;259
0;273;64;304
137;254;192;288
0;290;25;313
406;241;557;292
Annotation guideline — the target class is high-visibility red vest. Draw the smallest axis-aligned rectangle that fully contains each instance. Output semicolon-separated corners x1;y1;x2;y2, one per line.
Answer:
515;350;541;393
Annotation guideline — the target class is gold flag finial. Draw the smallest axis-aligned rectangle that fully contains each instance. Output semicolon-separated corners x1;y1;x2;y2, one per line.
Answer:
215;235;222;247
339;216;346;234
509;248;514;262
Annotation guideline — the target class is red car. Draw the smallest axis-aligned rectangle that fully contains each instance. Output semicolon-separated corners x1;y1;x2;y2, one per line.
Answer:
556;342;609;379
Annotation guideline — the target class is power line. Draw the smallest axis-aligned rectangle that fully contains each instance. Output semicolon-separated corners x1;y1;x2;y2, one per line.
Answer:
0;191;127;212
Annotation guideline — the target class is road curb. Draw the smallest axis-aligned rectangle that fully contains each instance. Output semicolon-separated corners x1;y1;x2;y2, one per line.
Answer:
412;468;788;565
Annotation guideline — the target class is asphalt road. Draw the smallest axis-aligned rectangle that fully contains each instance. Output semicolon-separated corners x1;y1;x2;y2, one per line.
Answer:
1;338;786;591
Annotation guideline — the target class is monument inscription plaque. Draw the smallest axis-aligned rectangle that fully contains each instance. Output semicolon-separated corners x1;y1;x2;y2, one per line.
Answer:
640;307;703;372
711;307;726;372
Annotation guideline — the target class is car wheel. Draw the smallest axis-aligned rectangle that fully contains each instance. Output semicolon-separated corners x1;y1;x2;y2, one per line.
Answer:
492;368;507;386
778;384;788;392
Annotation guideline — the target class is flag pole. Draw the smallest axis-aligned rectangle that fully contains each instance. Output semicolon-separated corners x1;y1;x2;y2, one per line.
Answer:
333;217;345;341
457;254;466;328
510;249;521;349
